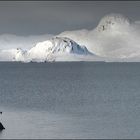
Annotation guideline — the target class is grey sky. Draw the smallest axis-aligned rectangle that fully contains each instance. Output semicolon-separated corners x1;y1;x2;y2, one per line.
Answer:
0;1;140;35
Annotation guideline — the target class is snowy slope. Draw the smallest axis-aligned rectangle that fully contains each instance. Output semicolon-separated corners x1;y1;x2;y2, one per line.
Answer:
14;37;97;62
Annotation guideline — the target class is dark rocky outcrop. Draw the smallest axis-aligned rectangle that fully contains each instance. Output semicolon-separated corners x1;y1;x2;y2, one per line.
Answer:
0;122;5;130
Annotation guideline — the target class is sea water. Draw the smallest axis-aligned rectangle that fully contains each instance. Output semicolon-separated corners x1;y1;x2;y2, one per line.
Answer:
0;62;140;138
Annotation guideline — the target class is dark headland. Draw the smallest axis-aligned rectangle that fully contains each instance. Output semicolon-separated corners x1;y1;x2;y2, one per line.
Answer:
0;122;5;130
0;112;5;130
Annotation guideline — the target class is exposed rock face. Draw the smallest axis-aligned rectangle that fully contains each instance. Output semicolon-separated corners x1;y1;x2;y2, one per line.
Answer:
0;122;5;130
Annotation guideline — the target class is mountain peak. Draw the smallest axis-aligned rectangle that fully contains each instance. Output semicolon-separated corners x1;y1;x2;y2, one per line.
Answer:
97;13;131;32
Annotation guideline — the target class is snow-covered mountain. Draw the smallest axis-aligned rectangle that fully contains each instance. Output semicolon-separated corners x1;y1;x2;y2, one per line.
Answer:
59;13;140;61
97;13;130;32
2;13;140;62
13;37;96;62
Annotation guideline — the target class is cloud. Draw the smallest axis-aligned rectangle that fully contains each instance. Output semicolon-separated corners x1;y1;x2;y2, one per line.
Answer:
0;34;53;50
59;13;140;61
0;34;53;61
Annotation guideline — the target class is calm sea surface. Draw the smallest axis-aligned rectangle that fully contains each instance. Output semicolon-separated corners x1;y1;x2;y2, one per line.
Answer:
0;62;140;138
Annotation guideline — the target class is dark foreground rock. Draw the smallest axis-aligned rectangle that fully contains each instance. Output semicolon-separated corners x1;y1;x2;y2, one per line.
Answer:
0;122;5;130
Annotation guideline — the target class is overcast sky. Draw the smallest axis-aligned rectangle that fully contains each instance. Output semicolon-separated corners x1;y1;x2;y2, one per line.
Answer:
0;1;140;36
